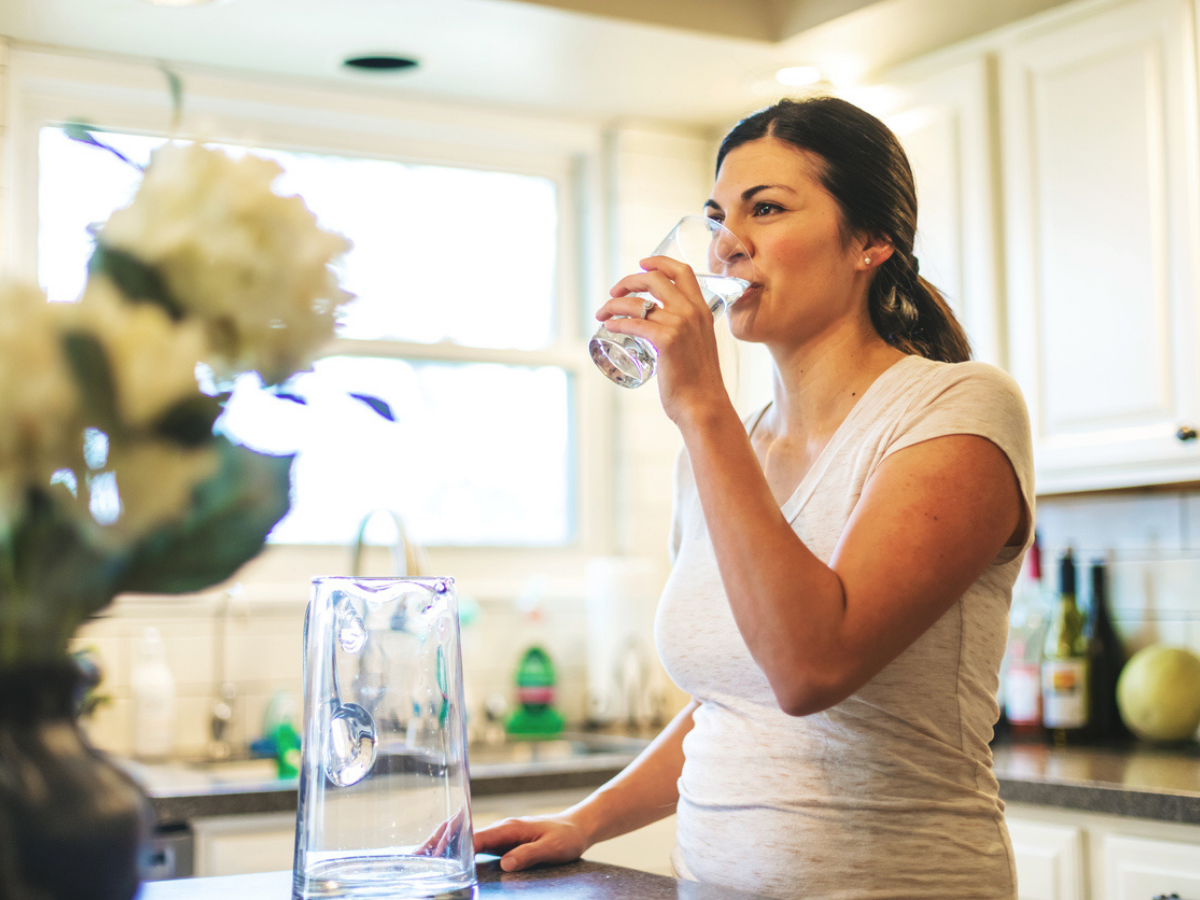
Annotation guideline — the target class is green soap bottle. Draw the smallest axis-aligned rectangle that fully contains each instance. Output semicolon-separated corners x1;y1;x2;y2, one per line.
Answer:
506;646;564;738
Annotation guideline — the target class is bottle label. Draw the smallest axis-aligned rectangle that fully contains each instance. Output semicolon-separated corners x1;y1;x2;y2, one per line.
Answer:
1042;659;1088;729
1005;662;1041;726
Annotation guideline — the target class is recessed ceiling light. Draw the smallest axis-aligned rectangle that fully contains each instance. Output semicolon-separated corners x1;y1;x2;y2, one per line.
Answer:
775;66;822;87
343;55;420;73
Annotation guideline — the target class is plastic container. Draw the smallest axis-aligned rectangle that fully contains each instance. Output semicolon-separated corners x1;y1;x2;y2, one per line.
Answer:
131;627;176;760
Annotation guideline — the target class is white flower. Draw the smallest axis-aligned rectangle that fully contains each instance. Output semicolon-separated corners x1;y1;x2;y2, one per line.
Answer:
100;439;219;543
0;281;82;527
71;277;209;428
98;142;352;385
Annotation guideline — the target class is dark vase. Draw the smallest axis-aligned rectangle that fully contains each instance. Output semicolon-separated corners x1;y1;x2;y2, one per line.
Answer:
0;662;151;900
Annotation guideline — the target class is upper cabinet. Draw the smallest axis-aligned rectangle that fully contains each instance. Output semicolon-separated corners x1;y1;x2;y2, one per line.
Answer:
879;57;1005;368
999;0;1200;492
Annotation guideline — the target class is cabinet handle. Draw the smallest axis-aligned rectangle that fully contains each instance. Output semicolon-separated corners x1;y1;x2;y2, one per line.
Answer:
1177;426;1199;442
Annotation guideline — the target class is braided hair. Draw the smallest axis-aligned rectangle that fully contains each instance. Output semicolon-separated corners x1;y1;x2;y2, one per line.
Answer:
715;96;971;364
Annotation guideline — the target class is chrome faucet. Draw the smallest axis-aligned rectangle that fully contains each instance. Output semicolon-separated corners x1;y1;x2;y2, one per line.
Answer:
350;508;426;577
208;583;246;759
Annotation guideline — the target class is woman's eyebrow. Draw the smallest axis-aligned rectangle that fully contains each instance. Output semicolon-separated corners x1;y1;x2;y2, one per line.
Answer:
706;184;798;212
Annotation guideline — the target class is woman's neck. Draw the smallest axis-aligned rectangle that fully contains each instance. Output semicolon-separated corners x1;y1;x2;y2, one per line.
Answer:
765;327;907;444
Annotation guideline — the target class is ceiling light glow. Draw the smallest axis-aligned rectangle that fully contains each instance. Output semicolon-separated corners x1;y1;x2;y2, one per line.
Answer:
775;66;822;87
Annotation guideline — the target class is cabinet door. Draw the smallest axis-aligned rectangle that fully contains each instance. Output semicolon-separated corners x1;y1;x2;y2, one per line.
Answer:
1000;0;1200;491
1104;833;1200;900
190;812;296;877
876;56;1005;367
1006;815;1086;900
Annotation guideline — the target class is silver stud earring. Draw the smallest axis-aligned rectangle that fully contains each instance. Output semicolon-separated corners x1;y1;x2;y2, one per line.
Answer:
864;256;872;265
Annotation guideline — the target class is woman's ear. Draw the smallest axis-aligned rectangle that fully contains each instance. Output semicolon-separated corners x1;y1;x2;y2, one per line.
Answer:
857;239;895;271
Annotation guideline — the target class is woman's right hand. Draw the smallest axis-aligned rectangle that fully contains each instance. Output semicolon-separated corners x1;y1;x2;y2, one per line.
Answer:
472;813;592;872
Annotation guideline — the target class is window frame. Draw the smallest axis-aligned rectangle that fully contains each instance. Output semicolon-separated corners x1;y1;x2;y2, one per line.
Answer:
5;46;617;567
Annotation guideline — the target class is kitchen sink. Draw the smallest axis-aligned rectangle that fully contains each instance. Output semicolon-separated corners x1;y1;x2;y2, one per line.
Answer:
465;732;649;768
128;731;649;791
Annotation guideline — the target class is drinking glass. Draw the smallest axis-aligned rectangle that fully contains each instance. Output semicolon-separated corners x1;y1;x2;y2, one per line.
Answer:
293;576;474;900
589;214;754;389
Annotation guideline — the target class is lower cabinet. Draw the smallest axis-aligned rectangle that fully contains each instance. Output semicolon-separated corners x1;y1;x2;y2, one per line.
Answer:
1005;802;1200;900
1006;815;1085;900
190;812;296;877
187;788;678;879
1102;834;1200;900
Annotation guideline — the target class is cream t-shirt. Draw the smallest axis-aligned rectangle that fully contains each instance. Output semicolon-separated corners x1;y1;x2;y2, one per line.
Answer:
655;356;1035;900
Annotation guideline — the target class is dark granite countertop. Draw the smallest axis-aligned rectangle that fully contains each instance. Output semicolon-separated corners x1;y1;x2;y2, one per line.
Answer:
125;734;1200;829
124;733;651;826
993;740;1200;824
136;858;772;899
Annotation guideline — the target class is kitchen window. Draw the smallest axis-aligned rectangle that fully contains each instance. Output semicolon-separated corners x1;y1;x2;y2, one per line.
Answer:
36;124;584;548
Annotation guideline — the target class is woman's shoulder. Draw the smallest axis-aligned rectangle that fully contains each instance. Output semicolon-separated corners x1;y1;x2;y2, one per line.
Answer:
900;356;1027;409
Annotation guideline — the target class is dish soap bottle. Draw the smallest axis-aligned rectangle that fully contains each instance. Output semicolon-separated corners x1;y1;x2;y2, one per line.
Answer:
505;646;565;739
131;626;176;760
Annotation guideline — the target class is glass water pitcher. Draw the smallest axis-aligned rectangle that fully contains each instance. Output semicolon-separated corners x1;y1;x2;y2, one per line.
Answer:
293;576;475;899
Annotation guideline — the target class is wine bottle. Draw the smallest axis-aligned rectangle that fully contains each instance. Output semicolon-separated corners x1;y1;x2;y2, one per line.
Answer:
1085;558;1129;743
1042;548;1089;746
1003;533;1048;741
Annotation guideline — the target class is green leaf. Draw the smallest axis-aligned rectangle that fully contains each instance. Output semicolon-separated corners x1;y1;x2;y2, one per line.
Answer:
62;121;143;171
160;65;185;133
116;438;294;595
89;243;184;319
1;487;124;662
154;394;222;447
350;393;395;422
62;331;121;432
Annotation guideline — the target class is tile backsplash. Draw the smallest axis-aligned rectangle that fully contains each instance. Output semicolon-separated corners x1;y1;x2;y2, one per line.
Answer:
1034;488;1200;659
71;590;599;760
73;487;1200;759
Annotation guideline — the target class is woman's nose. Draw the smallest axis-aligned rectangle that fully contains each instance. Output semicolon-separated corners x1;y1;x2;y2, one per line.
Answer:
710;226;754;281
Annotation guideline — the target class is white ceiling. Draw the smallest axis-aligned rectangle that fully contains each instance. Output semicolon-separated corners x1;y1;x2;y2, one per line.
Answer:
0;0;1076;127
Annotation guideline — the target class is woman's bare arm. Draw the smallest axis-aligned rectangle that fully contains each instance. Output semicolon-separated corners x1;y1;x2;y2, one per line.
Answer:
473;699;696;871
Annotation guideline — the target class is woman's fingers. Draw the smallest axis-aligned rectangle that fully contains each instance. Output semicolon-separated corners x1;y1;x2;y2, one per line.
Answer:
472;816;587;873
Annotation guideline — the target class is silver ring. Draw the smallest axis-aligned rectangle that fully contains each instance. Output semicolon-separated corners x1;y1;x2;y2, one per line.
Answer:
640;298;657;319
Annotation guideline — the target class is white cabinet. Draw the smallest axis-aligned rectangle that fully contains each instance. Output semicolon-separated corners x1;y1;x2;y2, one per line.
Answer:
190;812;295;877
1007;815;1086;900
1103;833;1200;900
1005;801;1200;900
999;0;1200;492
874;56;1006;367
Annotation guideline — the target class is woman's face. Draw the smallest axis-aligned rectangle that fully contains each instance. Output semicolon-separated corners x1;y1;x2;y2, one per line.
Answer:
706;137;872;348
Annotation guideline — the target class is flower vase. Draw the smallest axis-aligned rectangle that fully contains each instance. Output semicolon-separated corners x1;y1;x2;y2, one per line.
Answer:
0;663;151;900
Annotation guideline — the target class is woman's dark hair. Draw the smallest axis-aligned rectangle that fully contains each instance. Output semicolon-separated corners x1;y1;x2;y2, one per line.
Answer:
716;96;971;363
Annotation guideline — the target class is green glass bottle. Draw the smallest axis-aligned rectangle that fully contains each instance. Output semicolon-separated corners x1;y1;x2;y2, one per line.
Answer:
1041;548;1090;746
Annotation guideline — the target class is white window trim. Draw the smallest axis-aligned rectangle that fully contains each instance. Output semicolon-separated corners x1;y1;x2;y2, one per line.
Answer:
5;45;619;594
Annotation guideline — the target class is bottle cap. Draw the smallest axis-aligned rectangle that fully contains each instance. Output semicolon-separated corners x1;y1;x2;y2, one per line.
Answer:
1059;549;1076;596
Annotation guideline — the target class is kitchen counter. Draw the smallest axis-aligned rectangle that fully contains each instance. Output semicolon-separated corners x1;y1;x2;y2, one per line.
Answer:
993;740;1200;824
124;734;1200;828
125;732;652;825
136;858;772;899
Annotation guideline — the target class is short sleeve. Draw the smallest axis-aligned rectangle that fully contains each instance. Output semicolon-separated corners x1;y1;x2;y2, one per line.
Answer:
883;361;1036;556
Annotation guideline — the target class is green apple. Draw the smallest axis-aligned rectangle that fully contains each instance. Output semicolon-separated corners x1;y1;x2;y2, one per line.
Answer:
1116;645;1200;743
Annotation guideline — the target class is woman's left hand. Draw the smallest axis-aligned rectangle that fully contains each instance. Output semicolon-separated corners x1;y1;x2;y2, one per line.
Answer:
597;255;730;423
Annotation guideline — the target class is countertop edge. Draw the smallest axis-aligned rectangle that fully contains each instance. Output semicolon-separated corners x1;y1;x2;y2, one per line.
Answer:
999;776;1200;824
